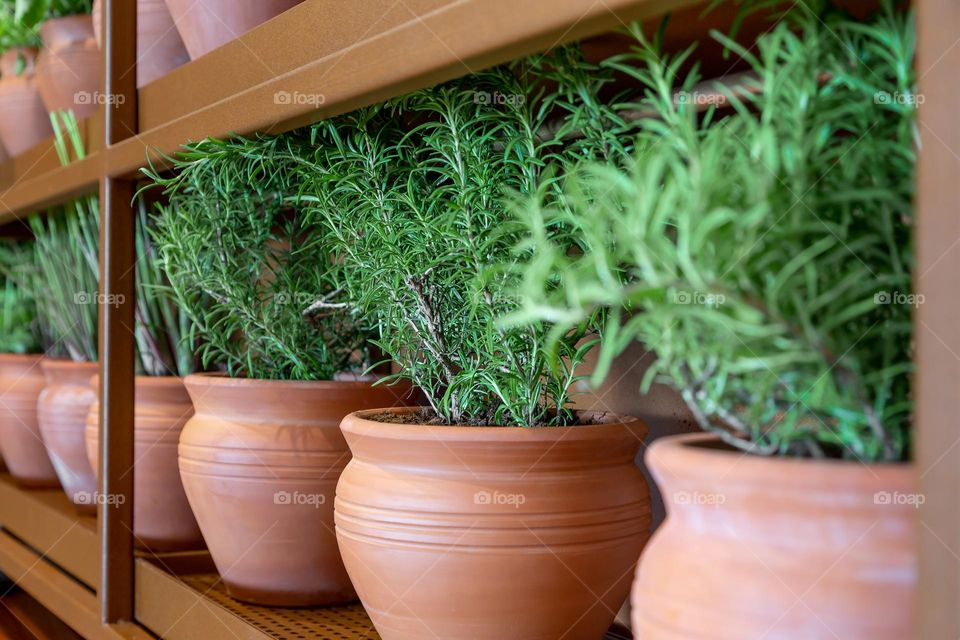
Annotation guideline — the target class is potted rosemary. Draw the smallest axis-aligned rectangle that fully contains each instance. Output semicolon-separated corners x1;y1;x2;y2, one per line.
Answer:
144;134;410;606
300;63;649;638
26;112;201;547
82;197;204;550
0;1;53;155
27;113;100;507
507;4;916;637
19;0;100;118
0;238;55;487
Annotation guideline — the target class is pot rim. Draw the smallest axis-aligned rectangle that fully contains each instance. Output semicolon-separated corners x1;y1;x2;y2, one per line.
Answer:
648;432;913;484
183;371;408;392
0;353;45;364
40;358;97;371
90;373;185;386
40;14;95;27
342;406;647;441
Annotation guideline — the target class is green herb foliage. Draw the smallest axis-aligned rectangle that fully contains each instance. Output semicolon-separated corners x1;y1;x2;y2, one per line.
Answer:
143;135;366;381
299;62;615;426
13;0;91;24
0;1;40;52
0;0;91;53
505;1;915;460
0;240;43;353
30;111;197;375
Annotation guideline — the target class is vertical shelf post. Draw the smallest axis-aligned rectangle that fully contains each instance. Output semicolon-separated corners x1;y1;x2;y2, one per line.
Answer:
916;0;960;636
98;0;138;624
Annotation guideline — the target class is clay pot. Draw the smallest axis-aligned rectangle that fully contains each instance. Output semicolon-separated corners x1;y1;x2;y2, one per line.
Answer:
85;376;203;551
163;0;303;60
631;433;917;638
0;49;55;156
0;355;59;487
92;0;189;88
336;408;650;640
179;374;415;606
35;15;101;118
37;360;98;512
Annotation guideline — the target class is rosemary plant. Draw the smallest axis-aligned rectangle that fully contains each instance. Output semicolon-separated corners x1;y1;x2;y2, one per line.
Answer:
27;113;99;360
505;2;915;460
0;240;43;354
299;63;612;427
143;134;366;381
0;0;91;59
30;111;197;375
12;0;91;24
0;1;40;55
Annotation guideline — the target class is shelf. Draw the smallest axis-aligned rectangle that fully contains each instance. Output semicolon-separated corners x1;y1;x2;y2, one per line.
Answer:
134;553;633;640
0;474;98;589
0;0;704;223
0;587;85;639
0;530;149;640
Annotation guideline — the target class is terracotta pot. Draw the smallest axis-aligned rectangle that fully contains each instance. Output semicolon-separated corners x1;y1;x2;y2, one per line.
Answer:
163;0;303;60
92;0;189;88
179;374;415;607
336;408;650;640
35;15;101;118
37;360;98;513
85;376;203;551
0;355;59;487
0;49;55;156
631;433;917;638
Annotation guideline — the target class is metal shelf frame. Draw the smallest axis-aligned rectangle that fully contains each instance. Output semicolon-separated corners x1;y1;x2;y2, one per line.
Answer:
0;0;952;637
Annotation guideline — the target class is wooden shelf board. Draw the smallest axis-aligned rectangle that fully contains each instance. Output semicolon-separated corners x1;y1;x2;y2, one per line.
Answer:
0;530;149;640
0;0;705;223
135;553;632;640
0;474;98;589
135;553;377;640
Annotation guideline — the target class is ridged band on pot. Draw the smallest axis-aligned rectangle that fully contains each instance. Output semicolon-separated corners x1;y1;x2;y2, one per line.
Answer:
38;360;98;512
162;0;304;60
35;15;101;118
85;375;203;551
631;433;917;639
335;407;651;640
0;48;54;156
92;0;189;88
179;373;416;607
0;354;59;487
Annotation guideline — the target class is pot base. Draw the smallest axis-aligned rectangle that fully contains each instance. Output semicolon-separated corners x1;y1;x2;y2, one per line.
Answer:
14;477;60;490
225;582;358;608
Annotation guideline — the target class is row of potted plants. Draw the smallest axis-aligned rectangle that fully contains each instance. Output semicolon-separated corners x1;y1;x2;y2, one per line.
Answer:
0;1;916;638
0;0;302;157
